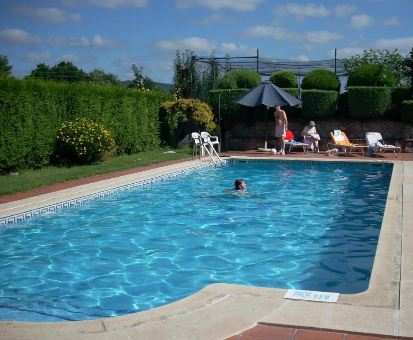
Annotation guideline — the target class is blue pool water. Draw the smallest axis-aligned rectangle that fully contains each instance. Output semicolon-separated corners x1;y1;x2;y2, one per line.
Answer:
0;161;392;322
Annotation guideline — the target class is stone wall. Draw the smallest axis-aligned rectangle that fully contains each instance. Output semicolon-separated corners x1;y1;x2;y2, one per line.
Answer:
226;120;413;152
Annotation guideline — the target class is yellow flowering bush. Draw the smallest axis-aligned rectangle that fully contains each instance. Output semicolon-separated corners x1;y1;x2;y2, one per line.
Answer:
55;118;115;165
159;99;214;146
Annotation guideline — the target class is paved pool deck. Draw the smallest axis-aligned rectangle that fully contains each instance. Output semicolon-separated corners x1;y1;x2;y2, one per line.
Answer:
0;150;412;340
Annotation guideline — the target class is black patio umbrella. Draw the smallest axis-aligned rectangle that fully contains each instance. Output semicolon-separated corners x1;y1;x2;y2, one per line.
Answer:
232;80;301;149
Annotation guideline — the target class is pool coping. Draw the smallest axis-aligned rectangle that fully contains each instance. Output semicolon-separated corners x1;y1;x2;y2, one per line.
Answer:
0;156;412;340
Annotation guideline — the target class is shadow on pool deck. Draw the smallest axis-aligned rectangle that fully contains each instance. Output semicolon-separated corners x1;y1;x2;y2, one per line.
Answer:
1;149;413;340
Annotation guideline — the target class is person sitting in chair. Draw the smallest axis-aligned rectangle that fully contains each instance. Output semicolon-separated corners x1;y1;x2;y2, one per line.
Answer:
301;121;320;153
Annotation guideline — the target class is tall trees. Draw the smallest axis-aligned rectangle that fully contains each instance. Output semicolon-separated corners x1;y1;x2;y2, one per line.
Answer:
50;61;88;82
89;69;122;86
28;61;88;82
172;49;200;99
129;64;159;91
172;49;221;100
0;55;12;76
28;61;123;86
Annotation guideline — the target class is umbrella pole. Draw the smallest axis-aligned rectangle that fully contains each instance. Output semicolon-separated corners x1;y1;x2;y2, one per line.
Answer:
265;107;268;149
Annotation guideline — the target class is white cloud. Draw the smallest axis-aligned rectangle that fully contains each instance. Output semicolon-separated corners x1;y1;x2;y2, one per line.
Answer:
383;16;399;26
373;36;413;54
291;54;310;62
47;35;125;49
154;37;216;53
55;54;97;63
23;51;52;62
0;29;41;45
173;0;265;11
303;44;316;54
62;0;148;9
274;3;330;18
335;4;357;18
346;14;375;29
219;43;256;55
193;13;233;25
328;47;365;59
242;26;343;44
11;6;83;24
305;31;343;44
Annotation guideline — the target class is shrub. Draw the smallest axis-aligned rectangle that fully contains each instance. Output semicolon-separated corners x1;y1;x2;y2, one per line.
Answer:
301;90;338;117
217;70;261;89
269;71;298;88
206;121;220;136
348;87;392;119
301;69;340;91
159;99;214;146
386;86;412;120
55;118;115;165
347;64;395;87
401;100;413;123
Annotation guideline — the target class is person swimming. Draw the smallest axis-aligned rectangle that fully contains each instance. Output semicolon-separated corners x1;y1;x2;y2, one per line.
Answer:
234;178;247;190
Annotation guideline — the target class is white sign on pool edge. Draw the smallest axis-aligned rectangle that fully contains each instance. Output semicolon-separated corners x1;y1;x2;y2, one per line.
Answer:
284;289;339;303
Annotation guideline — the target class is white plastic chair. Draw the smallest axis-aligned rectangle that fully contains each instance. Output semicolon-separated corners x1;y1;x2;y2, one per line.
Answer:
191;132;208;160
200;131;220;153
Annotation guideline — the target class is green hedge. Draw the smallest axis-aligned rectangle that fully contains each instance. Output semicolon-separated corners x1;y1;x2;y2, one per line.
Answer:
0;76;173;173
217;70;261;90
348;86;392;119
386;86;412;120
282;88;300;98
401;100;413;123
269;71;298;88
301;90;338;117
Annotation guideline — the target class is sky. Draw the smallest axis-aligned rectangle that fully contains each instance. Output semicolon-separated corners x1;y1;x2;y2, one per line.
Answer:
0;0;412;84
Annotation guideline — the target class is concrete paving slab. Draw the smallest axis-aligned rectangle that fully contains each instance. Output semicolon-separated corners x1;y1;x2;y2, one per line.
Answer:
122;291;285;340
400;280;413;312
0;319;105;340
403;233;413;254
402;253;413;281
258;299;331;329
399;310;413;338
323;304;398;337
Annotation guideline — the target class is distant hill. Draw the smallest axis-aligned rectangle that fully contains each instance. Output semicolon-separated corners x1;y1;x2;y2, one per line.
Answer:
121;80;172;93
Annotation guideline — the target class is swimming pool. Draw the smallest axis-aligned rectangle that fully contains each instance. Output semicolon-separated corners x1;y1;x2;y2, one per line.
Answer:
0;160;393;322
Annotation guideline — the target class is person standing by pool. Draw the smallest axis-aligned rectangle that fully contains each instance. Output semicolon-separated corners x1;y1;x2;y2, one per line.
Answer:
274;105;288;155
234;179;247;190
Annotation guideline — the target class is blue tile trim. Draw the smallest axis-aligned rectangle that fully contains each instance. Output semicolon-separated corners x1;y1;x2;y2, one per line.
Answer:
228;159;393;168
0;162;223;227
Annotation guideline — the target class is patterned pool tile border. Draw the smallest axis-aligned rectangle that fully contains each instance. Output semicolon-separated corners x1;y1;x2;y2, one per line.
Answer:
0;162;222;227
230;159;394;168
0;159;392;227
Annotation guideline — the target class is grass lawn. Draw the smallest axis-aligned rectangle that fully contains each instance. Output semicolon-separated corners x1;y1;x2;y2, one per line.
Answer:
0;147;193;197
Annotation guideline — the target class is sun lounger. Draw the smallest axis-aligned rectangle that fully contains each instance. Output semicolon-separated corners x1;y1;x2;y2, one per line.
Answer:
365;132;401;157
328;130;369;156
284;130;308;153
